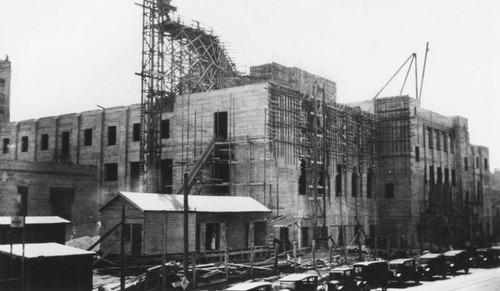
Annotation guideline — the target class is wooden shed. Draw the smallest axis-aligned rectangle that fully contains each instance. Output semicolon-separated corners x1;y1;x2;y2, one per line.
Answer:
0;216;70;244
0;242;94;291
99;192;271;259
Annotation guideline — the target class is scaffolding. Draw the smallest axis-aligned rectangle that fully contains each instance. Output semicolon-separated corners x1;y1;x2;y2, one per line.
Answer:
139;0;239;192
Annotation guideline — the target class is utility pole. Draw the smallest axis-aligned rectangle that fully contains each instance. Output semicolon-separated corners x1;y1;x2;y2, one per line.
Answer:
183;172;189;284
121;206;125;291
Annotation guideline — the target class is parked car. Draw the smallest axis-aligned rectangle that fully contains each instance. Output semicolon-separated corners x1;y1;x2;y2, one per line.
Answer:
353;261;390;291
278;273;318;291
475;248;500;267
443;250;470;275
388;258;420;285
418;253;447;279
227;281;274;291
327;266;366;291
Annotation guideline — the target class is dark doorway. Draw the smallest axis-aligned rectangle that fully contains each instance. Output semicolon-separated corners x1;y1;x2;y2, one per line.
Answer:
214;111;228;141
131;224;142;256
280;227;291;251
49;187;75;220
301;227;309;248
161;159;173;193
206;223;220;251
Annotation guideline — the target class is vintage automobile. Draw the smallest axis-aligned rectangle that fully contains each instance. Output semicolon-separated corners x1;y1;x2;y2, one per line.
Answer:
388;258;420;285
226;281;274;291
352;261;390;291
327;266;367;291
475;248;500;267
278;273;318;291
418;253;447;279
443;250;470;275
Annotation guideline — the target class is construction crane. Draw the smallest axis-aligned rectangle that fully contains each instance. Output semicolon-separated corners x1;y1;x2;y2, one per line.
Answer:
373;43;430;101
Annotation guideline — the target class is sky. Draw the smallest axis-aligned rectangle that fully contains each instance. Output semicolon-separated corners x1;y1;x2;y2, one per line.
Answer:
1;0;499;170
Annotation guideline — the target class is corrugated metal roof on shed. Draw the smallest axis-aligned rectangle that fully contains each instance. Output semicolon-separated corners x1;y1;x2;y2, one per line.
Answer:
0;242;94;258
104;192;271;213
0;216;70;225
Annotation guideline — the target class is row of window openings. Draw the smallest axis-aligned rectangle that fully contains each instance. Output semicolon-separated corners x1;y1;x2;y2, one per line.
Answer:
426;128;455;153
1;120;170;154
426;166;457;186
415;146;488;171
298;163;376;198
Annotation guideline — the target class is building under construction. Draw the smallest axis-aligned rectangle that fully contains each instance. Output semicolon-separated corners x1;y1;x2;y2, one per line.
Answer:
0;1;494;259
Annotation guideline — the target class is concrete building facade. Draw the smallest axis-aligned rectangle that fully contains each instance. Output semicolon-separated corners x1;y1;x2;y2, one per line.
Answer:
0;60;492;250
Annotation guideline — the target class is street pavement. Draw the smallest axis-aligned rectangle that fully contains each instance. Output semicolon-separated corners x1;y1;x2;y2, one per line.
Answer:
387;267;500;291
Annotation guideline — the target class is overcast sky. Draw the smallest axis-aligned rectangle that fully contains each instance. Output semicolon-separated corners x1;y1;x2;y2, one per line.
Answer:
1;0;499;170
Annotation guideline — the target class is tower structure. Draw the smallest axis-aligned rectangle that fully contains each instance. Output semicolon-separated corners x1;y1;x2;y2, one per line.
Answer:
139;0;238;192
0;57;11;125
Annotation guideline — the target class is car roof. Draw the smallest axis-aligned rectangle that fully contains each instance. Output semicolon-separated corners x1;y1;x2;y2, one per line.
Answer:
389;258;415;264
353;260;387;266
227;282;272;291
419;253;443;259
330;266;353;272
444;250;466;255
279;273;318;281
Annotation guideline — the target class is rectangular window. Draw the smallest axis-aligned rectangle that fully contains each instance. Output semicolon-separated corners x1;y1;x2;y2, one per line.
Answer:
130;162;140;190
464;158;468;171
415;146;420;162
367;169;374;198
429;166;435;184
0;93;4;101
452;169;456;186
351;172;358;197
0;78;4;87
161;119;170;139
443;132;448;152
2;138;9;154
298;159;307;195
84;128;92;146
335;164;342;197
385;183;394;198
484;159;489;171
108;126;117;146
104;163;118;181
436;131;441;150
476;157;480;169
437;167;443;184
132;123;141;142
444;168;449;184
40;134;49;151
450;134;455;153
160;159;173;193
61;131;70;156
17;186;28;216
21;136;28;152
427;128;433;149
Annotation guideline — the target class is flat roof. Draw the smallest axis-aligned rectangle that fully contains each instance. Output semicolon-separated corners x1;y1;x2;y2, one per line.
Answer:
279;273;317;281
0;242;94;258
102;192;271;213
227;282;272;291
0;216;70;225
